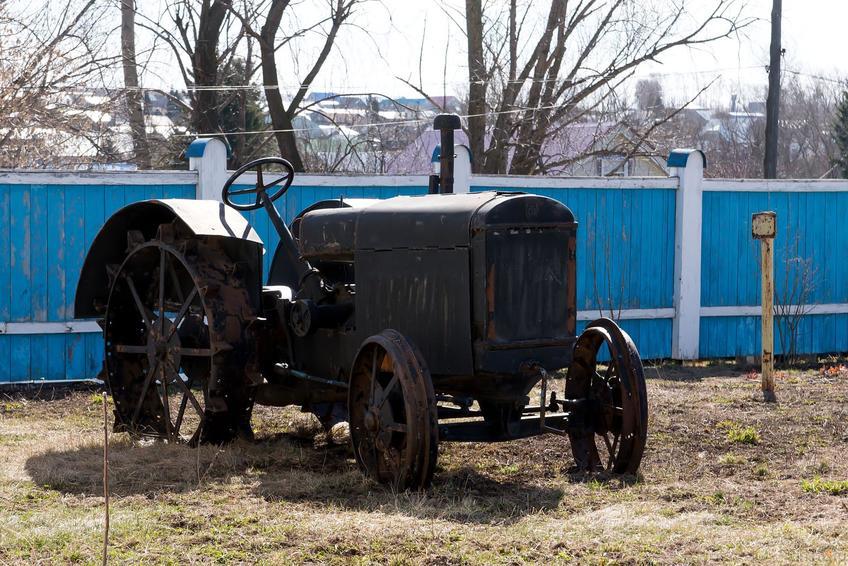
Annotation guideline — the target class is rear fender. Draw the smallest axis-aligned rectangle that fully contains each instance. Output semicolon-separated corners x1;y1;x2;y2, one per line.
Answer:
74;199;264;318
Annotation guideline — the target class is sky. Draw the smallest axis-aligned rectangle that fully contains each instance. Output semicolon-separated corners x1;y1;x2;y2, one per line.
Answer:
134;0;848;107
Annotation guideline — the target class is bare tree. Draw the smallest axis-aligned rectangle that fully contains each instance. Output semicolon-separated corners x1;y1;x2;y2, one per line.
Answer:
779;77;839;178
0;1;118;168
121;0;151;168
661;77;839;179
448;0;754;174
136;0;241;137
231;0;361;171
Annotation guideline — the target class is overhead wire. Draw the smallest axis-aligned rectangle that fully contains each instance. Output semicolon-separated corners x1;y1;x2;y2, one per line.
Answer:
172;99;605;138
10;65;770;94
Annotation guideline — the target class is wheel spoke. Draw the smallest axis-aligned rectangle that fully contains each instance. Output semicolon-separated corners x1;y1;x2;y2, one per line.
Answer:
601;432;615;469
377;373;399;409
174;388;189;434
124;274;152;330
176;346;214;357
168;259;184;304
171;370;190;434
131;359;158;425
601;431;621;470
168;361;204;425
369;347;379;405
385;422;407;433
166;287;198;341
114;344;147;354
159;364;174;441
158;251;166;335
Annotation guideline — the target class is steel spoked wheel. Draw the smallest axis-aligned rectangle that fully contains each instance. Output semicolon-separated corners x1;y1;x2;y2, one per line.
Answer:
348;330;438;490
104;229;256;444
565;318;648;475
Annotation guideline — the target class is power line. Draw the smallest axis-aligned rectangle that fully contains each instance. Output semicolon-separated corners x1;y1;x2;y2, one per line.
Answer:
174;100;583;138
11;66;763;95
784;69;845;86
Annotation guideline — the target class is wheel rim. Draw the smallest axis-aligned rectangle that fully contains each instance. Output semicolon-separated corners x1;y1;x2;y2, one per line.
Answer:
348;330;437;490
566;319;648;474
105;241;214;444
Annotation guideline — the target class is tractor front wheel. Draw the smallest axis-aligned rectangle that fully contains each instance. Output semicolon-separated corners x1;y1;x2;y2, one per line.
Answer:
565;318;648;475
348;330;438;490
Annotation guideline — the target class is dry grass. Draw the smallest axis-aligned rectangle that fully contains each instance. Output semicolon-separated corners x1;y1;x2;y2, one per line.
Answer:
1;363;848;564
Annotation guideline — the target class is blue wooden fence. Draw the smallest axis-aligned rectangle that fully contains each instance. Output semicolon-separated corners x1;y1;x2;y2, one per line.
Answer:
4;163;848;383
700;186;848;357
0;173;196;383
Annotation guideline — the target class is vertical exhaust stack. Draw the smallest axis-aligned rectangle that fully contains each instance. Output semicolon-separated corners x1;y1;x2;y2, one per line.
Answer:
430;113;462;194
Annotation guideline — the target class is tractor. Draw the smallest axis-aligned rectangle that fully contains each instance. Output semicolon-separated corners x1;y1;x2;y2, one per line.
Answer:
75;115;648;489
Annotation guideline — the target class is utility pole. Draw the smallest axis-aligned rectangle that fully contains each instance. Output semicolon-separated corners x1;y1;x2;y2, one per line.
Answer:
763;0;782;179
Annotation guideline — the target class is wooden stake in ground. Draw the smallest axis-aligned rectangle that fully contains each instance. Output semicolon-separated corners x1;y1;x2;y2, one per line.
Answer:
102;392;110;565
753;211;777;402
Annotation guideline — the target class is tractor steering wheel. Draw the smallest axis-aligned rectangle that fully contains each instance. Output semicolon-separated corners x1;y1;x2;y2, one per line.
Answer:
222;157;295;211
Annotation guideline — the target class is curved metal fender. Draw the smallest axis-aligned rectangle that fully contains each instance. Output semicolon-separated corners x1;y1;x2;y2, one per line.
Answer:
74;199;263;318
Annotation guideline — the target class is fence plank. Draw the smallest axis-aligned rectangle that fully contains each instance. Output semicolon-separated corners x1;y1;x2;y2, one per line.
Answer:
10;185;31;322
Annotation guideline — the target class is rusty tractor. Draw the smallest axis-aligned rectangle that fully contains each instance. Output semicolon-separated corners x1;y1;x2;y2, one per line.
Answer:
75;115;648;489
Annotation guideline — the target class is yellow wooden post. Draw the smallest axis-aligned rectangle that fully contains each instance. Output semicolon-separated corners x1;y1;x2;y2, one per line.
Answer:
752;211;777;402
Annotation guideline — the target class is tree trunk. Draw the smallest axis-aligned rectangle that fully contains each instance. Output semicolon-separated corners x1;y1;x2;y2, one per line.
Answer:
465;0;486;172
192;0;228;134
260;0;305;171
120;0;151;168
508;2;563;174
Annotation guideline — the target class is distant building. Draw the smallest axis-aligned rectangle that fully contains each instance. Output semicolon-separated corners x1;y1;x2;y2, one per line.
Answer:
387;121;666;176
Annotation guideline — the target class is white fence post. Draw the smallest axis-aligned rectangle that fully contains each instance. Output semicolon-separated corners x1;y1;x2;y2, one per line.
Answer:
431;143;472;193
669;149;706;360
453;145;472;193
187;138;229;201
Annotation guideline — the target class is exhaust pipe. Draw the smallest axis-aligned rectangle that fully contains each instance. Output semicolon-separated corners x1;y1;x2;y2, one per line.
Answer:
430;113;461;194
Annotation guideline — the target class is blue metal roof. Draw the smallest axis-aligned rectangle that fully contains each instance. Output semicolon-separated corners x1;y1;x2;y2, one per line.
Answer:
667;149;707;169
186;138;232;158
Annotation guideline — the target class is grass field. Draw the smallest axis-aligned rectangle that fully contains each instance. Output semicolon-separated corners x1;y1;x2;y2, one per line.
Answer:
1;362;847;564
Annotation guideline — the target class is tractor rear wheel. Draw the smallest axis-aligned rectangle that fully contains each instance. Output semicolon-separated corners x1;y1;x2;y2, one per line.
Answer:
565;318;648;475
348;330;438;490
103;224;257;444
